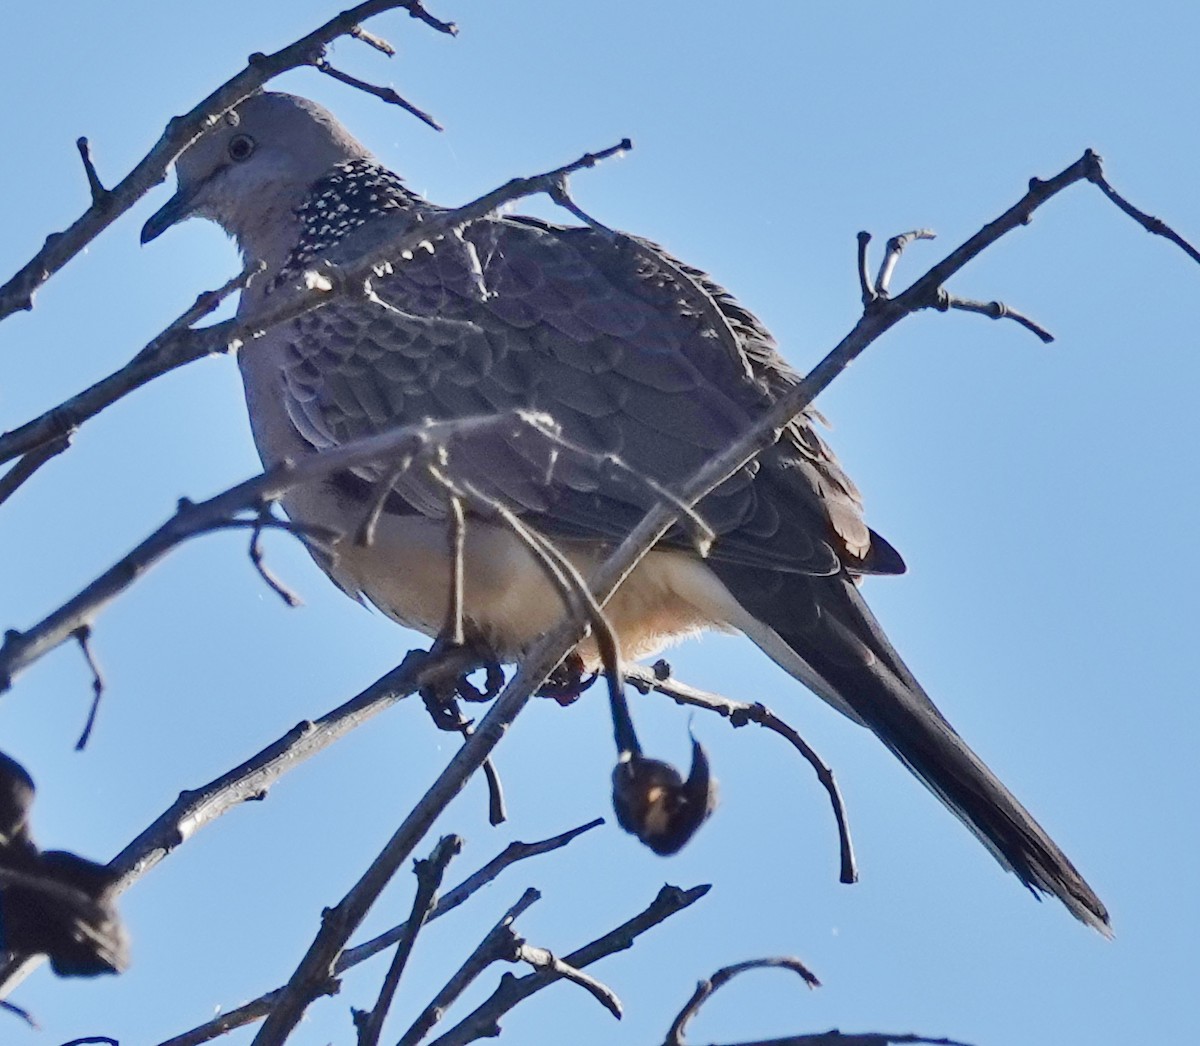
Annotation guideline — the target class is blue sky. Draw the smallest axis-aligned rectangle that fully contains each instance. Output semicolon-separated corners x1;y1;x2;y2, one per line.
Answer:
1;2;1198;1044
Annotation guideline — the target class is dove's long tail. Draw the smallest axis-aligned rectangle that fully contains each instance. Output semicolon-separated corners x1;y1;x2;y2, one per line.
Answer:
714;562;1111;935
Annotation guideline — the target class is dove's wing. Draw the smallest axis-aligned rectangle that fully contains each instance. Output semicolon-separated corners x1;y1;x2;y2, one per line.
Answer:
276;211;902;577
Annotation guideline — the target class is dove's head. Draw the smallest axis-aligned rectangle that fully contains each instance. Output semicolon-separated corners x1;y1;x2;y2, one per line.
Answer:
141;92;370;265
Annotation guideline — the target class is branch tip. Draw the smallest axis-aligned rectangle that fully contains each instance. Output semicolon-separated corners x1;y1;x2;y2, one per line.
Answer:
349;24;397;56
74;137;110;206
248;509;304;607
664;956;821;1046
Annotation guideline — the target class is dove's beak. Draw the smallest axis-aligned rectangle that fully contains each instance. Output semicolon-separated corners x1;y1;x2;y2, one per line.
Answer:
140;185;198;244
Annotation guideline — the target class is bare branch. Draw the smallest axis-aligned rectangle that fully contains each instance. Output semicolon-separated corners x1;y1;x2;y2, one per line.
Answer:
0;646;486;1005
663;957;820;1046
515;415;715;554
855;231;873;304
354;457;413;548
0;997;35;1027
108;648;482;890
874;229;936;297
395;0;457;35
354;834;461;1046
568;153;1200;679
442;496;466;646
626;664;857;884
150;820;602;1046
660;953;966;1046
159;261;268;338
427;468;633;757
350;24;397;55
0;0;452;321
0;998;34;1031
74;138;110;207
248;507;304;608
0;412;551;694
479;743;507;826
71;626;105;750
512;943;621;1018
416;691;507;827
426;883;710;1046
936;291;1054;343
495;511;634;755
395;889;540;1046
1083;151;1200;264
244;655;578;1043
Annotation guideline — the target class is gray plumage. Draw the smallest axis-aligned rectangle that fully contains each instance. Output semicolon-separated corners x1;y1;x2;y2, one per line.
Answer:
142;92;1109;934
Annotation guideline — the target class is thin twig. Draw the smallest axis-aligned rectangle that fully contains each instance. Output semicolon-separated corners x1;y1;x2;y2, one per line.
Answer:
396;889;540;1046
521;526;636;755
516;415;715;554
856;231;874;304
74;138;109;206
109;648;480;889
167;261;268;333
426;883;710;1046
442;705;507;827
875;229;936;297
626;664;857;884
0;437;70;507
407;890;622;1039
439;472;637;759
72;626;105;751
937;292;1054;343
478;740;507;826
1082;151;1200;264
354;834;461;1046
663;957;820;1046
0;998;35;1028
0;413;552;694
396;0;457;34
513;943;622;1018
415;673;507;825
350;24;397;55
315;59;443;131
248;507;304;607
354;457;413;547
0;262;262;468
442;495;466;646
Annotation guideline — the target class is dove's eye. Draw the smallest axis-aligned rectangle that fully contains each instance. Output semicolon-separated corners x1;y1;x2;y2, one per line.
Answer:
228;135;256;162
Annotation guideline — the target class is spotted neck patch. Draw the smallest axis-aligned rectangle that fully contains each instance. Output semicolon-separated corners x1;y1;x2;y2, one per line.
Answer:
275;158;419;285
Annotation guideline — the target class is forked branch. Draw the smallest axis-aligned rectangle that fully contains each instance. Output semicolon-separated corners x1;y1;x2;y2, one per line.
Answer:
0;0;454;322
